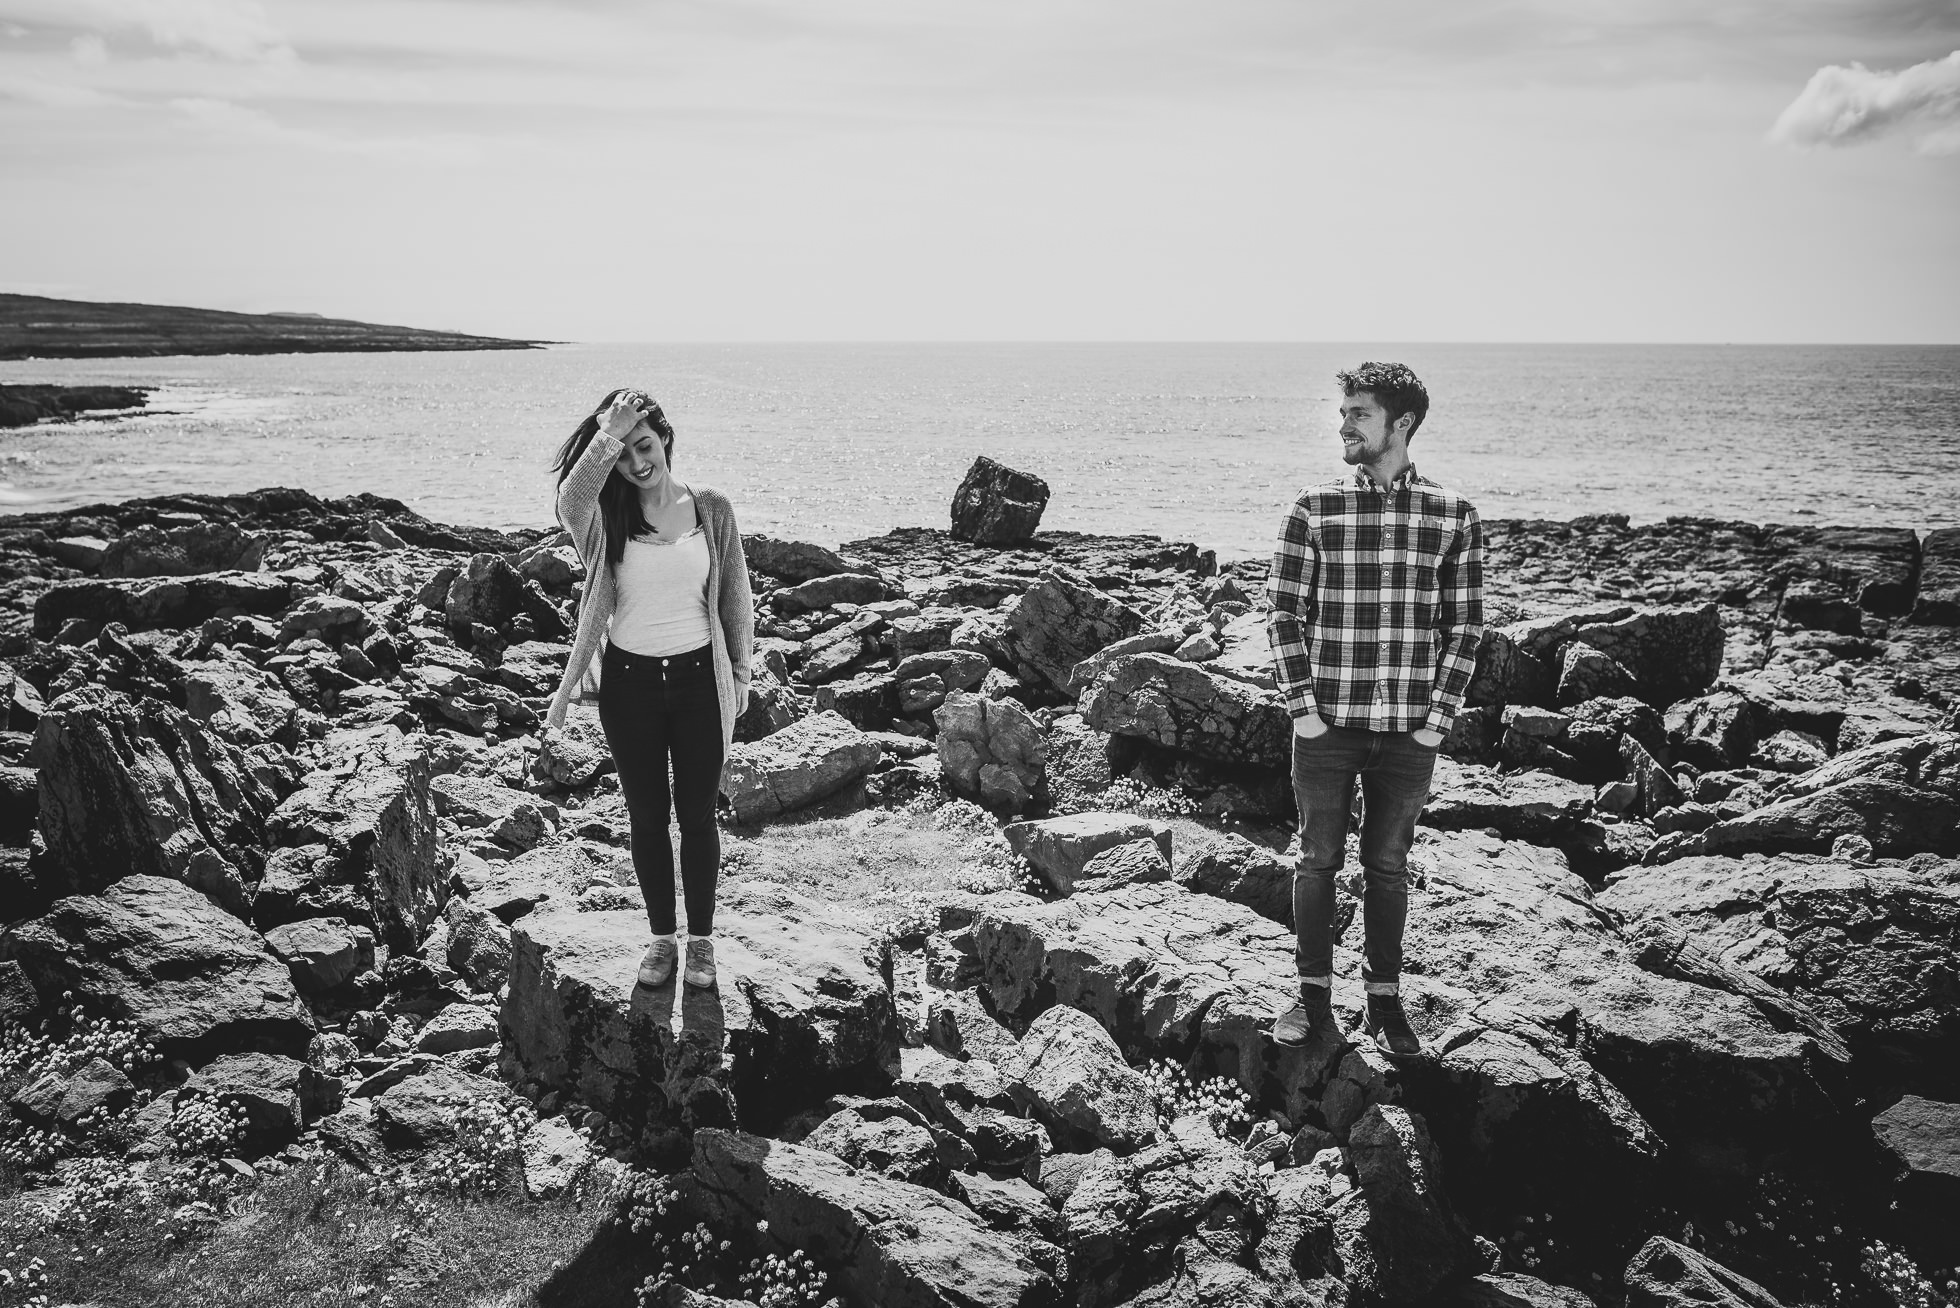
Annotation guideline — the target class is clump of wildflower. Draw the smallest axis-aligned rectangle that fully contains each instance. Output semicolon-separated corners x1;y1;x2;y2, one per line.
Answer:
167;1092;249;1159
740;1249;836;1308
1864;1241;1957;1308
1100;777;1200;818
1139;1058;1252;1137
425;1095;532;1194
44;1157;154;1229
613;1172;685;1234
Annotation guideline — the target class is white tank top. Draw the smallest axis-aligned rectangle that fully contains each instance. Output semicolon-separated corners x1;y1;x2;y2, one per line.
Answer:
609;527;713;657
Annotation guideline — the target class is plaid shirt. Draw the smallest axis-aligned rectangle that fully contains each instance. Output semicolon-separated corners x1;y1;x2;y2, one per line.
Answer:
1264;465;1485;735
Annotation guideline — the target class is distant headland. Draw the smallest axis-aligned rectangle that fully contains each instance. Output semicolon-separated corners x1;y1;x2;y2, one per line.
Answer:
0;292;547;361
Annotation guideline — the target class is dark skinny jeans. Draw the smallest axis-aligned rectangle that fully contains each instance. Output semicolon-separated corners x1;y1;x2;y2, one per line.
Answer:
1291;724;1440;990
597;643;723;937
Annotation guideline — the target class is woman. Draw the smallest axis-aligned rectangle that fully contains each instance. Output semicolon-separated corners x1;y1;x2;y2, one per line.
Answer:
547;388;754;989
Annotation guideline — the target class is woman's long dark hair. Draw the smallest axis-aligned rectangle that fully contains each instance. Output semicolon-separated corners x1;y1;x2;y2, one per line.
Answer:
552;388;677;567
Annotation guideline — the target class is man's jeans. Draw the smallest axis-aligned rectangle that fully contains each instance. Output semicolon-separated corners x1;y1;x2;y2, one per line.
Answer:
1291;725;1440;990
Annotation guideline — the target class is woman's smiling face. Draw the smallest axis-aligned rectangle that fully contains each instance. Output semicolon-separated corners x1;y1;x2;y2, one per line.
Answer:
614;415;671;488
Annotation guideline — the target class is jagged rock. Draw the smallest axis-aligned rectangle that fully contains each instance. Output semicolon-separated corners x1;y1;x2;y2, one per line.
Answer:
1559;604;1726;707
1753;729;1828;773
536;715;609;787
813;671;896;732
933;691;1044;814
1454;1273;1600;1307
891;607;967;660
722;711;884;823
445;552;564;640
1466;627;1554;710
1598;853;1960;1078
99;521;269;578
431;773;554;851
1784;525;1922;617
1781;579;1863;636
1175;829;1293;926
1872;1095;1960;1201
1422;758;1594;843
895;649;991;716
1000;567;1147;693
1619;735;1686;820
801;1105;943;1186
692;1127;1058;1308
1622;1236;1786;1308
374;1061;511;1152
280;594;371;642
1062;1115;1264;1273
733;668;806;743
1080;652;1291;768
1003;811;1171;896
521;1117;589;1199
1011;1004;1158;1153
1063;630;1183;697
0;877;313;1058
743;535;856;583
1076;838;1172;890
9;1056;133;1128
1667;691;1779;771
500;883;900;1151
32;572;290;638
922;989;1022;1067
1322;1104;1477;1305
1913;526;1960;625
951;456;1051;548
947;1172;1062;1240
176;1051;337;1154
1556;641;1639;706
799;611;884;685
415;1002;499;1053
445;893;515;992
494;640;570;697
184;657;302;748
267;726;442;950
1647;732;1960;863
29;684;283;907
262;917;373;993
771;572;893;614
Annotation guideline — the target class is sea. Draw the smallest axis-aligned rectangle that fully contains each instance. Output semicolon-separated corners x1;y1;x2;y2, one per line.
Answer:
2;342;1956;560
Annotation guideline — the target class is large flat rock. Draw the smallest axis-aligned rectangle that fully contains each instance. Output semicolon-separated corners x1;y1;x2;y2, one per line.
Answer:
500;882;900;1153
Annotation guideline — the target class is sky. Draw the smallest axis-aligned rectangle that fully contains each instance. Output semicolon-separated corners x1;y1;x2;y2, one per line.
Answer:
0;0;1956;343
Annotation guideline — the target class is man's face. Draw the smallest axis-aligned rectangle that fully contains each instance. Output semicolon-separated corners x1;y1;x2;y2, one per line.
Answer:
1337;390;1402;466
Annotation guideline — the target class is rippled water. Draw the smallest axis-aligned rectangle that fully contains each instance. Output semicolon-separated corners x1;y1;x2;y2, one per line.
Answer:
3;342;1955;559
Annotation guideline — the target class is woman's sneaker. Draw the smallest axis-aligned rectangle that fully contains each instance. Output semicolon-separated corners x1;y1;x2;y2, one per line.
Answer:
683;937;716;988
638;935;678;988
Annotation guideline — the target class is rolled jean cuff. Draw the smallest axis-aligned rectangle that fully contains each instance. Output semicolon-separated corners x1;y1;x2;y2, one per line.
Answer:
1298;974;1332;988
1363;979;1400;995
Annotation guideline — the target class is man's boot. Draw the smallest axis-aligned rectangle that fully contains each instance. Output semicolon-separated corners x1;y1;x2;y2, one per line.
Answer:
1270;982;1345;1051
1364;990;1422;1057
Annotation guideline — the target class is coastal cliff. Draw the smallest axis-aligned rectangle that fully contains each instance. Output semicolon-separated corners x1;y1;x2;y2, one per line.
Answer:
0;293;545;360
0;483;1953;1308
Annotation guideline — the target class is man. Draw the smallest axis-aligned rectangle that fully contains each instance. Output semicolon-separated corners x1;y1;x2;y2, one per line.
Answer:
1264;362;1484;1057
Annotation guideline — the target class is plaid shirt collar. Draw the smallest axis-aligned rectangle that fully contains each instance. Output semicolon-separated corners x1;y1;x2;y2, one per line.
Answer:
1353;463;1420;494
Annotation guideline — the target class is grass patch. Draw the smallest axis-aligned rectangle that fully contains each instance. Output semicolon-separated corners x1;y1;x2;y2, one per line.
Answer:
0;1156;653;1308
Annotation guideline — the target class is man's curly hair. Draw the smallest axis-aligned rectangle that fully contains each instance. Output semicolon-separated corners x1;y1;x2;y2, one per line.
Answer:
1336;362;1429;440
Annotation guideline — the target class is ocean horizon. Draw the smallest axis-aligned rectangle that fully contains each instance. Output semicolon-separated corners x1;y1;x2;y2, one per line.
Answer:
4;340;1957;560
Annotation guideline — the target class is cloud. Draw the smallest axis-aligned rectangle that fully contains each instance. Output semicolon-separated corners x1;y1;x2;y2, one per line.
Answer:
0;0;291;61
1770;48;1960;154
0;74;117;107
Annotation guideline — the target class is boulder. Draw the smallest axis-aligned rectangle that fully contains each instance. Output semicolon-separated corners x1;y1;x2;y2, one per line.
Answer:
9;1056;134;1128
1782;524;1921;617
1076;838;1172;890
946;1172;1061;1240
280;594;371;642
499;883;900;1150
799;611;885;685
1872;1095;1960;1204
722;711;884;824
1175;830;1294;926
32;572;290;638
1079;652;1291;768
521;1117;589;1199
1647;732;1960;863
1619;735;1686;820
1561;604;1726;707
262;917;374;993
374;1061;511;1152
812;671;896;732
0;876;312;1059
444;552;525;634
933;691;1044;814
174;1051;336;1154
1465;627;1554;710
99;521;269;579
1454;1273;1600;1307
1555;642;1639;707
1666;691;1778;771
1599;854;1960;1079
950;455;1051;547
415;1002;499;1053
445;893;515;993
30;684;283;907
1000;567;1147;693
267;726;443;950
1622;1236;1785;1308
1422;757;1594;843
692;1128;1059;1308
894;649;991;716
1063;630;1184;698
184;657;303;748
733;667;806;743
1780;579;1863;636
743;535;857;583
430;773;554;852
771;572;893;615
1912;526;1960;625
1003;812;1172;896
1010;1004;1159;1152
800;1105;944;1187
1061;1115;1265;1273
1322;1104;1478;1306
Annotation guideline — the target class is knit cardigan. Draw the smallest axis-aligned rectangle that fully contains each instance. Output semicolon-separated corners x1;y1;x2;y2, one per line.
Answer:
545;429;755;751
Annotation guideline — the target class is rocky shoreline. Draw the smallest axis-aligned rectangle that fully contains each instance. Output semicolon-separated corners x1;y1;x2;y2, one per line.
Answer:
0;478;1955;1308
0;382;149;429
